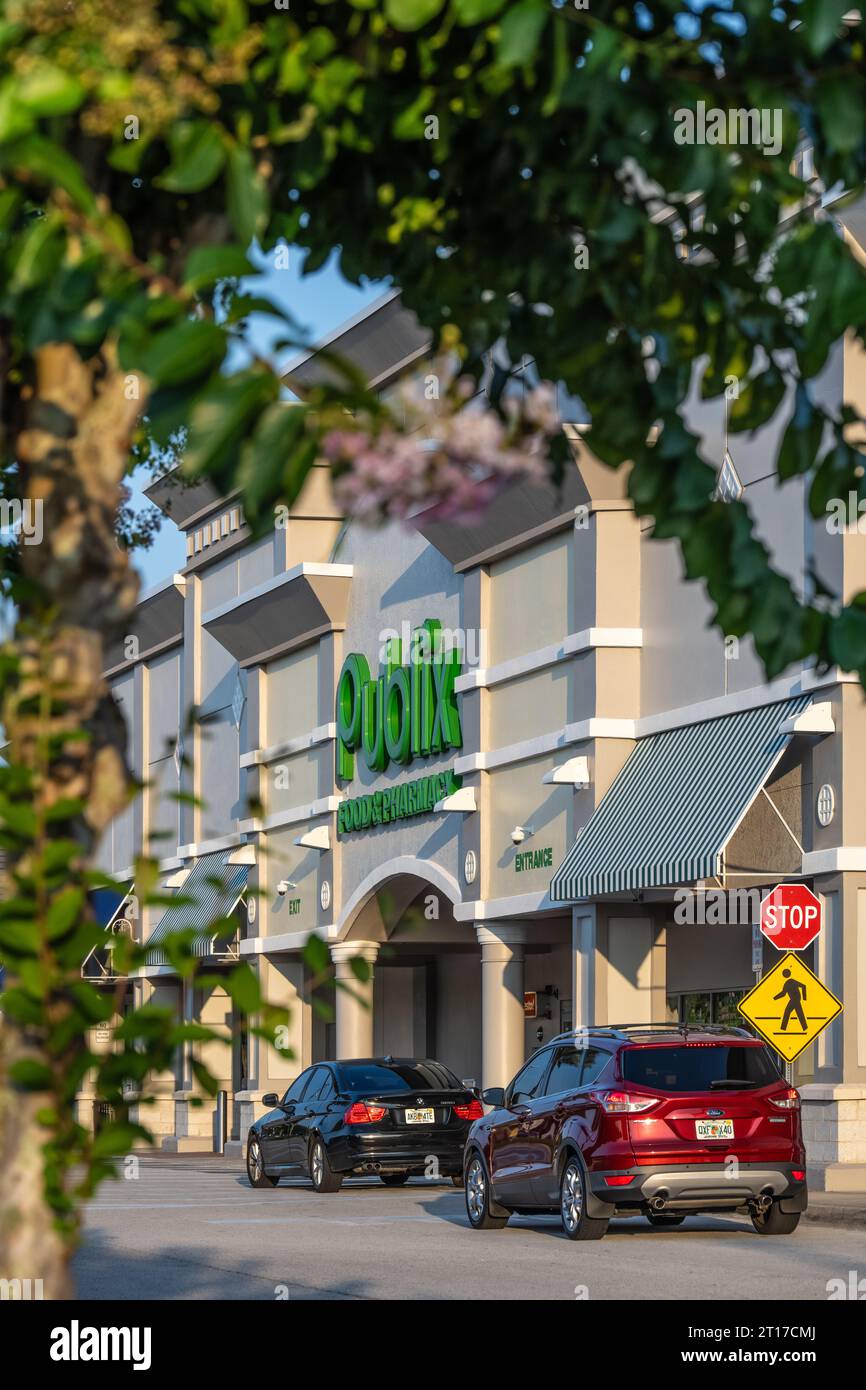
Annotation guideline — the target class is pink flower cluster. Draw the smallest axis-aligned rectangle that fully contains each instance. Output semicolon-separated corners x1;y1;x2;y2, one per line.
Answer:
322;378;559;526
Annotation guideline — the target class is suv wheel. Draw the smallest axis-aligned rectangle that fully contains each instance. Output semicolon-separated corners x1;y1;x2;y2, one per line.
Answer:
465;1153;508;1230
751;1201;800;1236
246;1138;279;1188
560;1156;608;1241
309;1137;343;1193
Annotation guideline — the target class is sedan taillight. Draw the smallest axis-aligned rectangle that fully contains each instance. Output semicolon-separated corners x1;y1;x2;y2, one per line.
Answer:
594;1089;658;1114
344;1102;387;1124
453;1099;483;1121
769;1087;800;1110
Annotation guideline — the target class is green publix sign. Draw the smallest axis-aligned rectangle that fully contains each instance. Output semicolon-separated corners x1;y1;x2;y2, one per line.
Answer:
336;619;463;835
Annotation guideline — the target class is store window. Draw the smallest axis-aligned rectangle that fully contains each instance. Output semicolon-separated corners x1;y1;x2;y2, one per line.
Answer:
666;989;747;1028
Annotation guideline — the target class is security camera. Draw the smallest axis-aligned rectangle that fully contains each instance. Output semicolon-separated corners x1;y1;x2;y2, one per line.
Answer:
276;879;297;896
510;825;533;845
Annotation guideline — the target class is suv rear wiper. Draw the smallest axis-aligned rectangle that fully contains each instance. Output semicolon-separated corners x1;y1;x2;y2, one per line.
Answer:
709;1079;761;1089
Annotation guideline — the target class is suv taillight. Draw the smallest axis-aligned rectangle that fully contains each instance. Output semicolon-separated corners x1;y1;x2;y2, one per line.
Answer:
594;1090;658;1114
769;1088;800;1110
453;1099;483;1121
344;1102;387;1124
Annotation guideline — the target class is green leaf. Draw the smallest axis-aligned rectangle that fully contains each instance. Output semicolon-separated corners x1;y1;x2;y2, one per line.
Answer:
238;401;314;514
816;76;865;154
312;57;363;113
10;1058;53;1090
778;388;825;479
384;0;446;31
802;0;852;56
191;1060;220;1097
46;887;84;940
828;606;866;672
2;135;95;212
224;963;262;1014
8;214;63;294
0;796;37;836
453;0;506;20
226;145;269;247
44;796;86;822
0;78;34;142
496;0;548;68
183;367;279;478
155;121;226;193
16;62;84;117
0;918;39;953
91;1123;151;1159
302;933;330;974
393;88;436;140
349;955;372;983
183;245;252;294
137;319;227;388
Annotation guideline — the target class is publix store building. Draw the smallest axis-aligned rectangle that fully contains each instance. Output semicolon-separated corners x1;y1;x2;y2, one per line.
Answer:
90;291;866;1190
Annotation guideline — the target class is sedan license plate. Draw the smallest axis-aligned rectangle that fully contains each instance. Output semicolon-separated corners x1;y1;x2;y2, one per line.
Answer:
404;1107;435;1125
695;1118;734;1141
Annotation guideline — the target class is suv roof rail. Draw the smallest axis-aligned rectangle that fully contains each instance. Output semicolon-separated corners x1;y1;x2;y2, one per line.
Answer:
546;1022;754;1046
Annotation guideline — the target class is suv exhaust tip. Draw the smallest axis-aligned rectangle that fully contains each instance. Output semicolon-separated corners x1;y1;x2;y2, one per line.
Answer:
650;1193;669;1212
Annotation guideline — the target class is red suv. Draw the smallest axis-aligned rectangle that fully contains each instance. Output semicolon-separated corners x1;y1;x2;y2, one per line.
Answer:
464;1025;807;1240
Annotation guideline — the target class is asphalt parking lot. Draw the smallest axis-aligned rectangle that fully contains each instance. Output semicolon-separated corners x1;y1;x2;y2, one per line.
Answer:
72;1157;866;1301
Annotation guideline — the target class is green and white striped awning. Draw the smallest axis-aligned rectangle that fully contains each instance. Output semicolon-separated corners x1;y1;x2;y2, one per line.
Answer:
146;850;251;964
550;696;811;902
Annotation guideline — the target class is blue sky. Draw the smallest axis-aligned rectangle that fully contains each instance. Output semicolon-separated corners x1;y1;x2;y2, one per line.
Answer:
133;249;386;592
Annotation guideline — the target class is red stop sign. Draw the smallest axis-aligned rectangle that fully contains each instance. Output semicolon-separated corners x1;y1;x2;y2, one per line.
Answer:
760;884;822;951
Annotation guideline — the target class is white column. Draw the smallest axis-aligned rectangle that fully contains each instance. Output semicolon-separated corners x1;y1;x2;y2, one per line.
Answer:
476;924;527;1091
572;906;596;1028
179;976;195;1091
330;941;380;1058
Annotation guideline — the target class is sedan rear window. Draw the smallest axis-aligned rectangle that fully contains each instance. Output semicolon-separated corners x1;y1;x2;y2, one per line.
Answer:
337;1060;462;1095
621;1044;781;1093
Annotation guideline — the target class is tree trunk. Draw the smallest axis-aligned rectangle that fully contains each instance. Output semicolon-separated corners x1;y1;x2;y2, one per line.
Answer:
0;342;145;1298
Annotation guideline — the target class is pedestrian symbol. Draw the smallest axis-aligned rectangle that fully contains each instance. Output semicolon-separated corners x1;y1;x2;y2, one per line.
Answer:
737;952;842;1062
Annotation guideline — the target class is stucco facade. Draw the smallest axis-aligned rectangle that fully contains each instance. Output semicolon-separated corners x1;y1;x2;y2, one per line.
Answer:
84;292;866;1192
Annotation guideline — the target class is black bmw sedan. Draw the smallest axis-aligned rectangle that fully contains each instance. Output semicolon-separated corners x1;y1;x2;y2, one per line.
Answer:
246;1057;482;1192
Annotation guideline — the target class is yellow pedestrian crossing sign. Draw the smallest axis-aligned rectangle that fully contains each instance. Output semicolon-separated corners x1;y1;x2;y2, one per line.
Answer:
738;952;842;1062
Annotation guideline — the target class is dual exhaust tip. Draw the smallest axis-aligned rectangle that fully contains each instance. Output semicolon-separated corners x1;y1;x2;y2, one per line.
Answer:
650;1185;774;1213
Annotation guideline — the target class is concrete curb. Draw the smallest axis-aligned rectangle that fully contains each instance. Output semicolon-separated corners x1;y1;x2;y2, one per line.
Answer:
802;1201;866;1230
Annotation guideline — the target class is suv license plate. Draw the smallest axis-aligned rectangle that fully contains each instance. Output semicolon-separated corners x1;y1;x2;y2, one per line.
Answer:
695;1119;734;1141
405;1108;435;1125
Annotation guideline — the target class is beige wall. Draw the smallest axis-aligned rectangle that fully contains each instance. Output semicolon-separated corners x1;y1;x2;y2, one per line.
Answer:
484;755;572;900
257;955;310;1088
488;666;571;747
488;533;571;663
606;918;653;1024
264;747;323;816
265;645;320;747
196;983;233;1087
259;826;321;937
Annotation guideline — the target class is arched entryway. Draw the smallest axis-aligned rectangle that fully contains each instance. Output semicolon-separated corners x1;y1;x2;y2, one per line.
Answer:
324;862;483;1087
